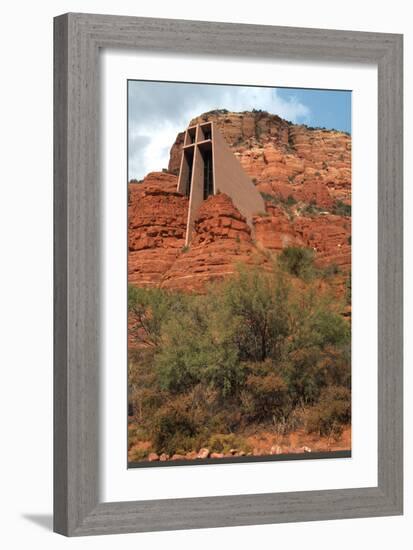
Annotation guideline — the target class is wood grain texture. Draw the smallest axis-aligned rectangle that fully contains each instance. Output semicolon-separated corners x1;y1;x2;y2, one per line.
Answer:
53;14;69;536
53;13;403;536
377;31;403;508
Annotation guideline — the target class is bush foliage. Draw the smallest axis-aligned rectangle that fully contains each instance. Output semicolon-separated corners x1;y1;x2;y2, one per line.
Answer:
278;246;315;279
128;261;351;455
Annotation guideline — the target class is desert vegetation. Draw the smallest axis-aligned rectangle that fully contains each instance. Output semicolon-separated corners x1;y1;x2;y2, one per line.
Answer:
128;250;351;462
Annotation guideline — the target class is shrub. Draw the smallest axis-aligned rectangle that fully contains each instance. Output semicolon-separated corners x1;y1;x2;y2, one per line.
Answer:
221;265;289;362
331;200;351;217
242;361;291;422
127;262;351;454
128;447;153;462
301;200;322;217
260;192;296;209
155;294;244;397
278;246;315;279
281;284;350;405
151;396;202;455
306;386;351;438
128;285;189;347
128;349;165;425
206;108;228;115
322;263;341;278
260;192;273;202
282;347;326;405
207;433;251;454
252;108;268;115
312;309;350;348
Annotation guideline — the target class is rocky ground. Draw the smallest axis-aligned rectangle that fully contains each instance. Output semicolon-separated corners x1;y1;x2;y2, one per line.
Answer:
128;424;351;464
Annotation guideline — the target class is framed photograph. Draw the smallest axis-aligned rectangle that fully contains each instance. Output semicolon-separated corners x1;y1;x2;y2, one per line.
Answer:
126;80;353;468
54;13;403;536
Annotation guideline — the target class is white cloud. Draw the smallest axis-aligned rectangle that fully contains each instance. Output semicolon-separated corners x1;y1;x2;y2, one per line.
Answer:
216;87;310;122
129;123;177;178
128;82;311;180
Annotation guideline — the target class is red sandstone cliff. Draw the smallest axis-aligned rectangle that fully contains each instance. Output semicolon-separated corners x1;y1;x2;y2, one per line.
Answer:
128;172;188;287
128;110;351;292
169;110;351;208
161;193;267;292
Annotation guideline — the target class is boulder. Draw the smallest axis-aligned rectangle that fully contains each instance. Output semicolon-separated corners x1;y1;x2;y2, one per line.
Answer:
197;448;210;459
147;452;159;462
270;445;283;455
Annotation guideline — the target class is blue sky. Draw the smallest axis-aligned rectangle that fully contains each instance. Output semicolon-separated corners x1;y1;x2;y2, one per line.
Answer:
277;88;351;134
128;81;351;180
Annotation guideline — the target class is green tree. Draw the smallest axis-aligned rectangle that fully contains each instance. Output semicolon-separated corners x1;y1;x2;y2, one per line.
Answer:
155;295;243;397
283;284;350;405
128;285;187;347
241;360;291;423
306;385;351;437
221;265;290;362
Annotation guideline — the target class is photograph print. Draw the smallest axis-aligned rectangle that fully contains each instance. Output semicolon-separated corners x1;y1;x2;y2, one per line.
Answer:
127;80;352;466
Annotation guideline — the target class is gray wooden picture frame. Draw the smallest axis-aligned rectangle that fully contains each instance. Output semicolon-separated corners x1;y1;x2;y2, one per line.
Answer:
53;13;403;536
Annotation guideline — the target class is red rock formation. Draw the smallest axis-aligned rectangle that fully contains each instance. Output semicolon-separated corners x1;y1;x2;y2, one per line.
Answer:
128;172;188;287
168;111;351;209
168;132;185;175
161;194;266;292
253;206;303;251
128;111;351;293
294;215;351;271
253;208;351;272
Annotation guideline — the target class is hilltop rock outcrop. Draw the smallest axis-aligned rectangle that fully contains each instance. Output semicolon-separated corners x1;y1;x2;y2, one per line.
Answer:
128;110;352;292
169;110;351;209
